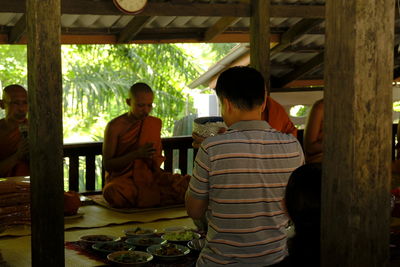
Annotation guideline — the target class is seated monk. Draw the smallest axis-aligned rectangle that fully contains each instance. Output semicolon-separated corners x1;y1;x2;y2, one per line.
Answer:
304;98;323;163
0;84;80;216
102;82;190;208
0;85;29;178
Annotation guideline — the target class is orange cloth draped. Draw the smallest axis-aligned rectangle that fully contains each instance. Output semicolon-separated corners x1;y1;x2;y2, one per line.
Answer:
0;127;29;178
262;96;298;137
103;116;190;208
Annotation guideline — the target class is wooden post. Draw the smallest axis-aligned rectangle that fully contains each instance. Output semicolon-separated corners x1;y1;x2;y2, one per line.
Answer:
250;0;270;94
323;0;394;266
26;0;64;266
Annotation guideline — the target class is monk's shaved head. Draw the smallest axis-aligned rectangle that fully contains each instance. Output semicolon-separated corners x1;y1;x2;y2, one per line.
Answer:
129;83;153;99
1;84;28;123
2;84;27;101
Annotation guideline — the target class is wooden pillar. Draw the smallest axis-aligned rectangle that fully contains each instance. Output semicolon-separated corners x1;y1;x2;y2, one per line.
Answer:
250;0;270;94
26;0;64;266
323;0;394;266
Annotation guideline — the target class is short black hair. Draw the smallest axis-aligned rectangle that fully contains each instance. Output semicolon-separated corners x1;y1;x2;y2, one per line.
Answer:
285;163;322;230
215;66;265;110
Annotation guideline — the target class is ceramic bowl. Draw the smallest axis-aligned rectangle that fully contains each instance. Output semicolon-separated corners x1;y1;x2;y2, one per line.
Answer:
193;116;226;138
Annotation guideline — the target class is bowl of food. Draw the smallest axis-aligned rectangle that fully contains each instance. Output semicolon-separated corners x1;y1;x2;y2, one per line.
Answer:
147;243;190;261
161;230;201;243
79;234;119;244
193;116;226;138
125;237;166;247
107;251;153;266
124;227;157;238
187;238;206;252
92;241;135;254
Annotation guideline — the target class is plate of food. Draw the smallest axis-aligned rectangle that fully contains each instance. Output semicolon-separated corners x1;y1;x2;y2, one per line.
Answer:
124;227;157;238
161;230;201;243
147;243;190;261
79;234;119;244
92;241;135;254
107;251;153;266
125;237;166;247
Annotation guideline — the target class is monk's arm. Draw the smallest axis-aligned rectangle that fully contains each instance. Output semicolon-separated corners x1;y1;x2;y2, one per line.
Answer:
0;140;28;176
304;100;323;155
102;123;155;172
185;191;208;219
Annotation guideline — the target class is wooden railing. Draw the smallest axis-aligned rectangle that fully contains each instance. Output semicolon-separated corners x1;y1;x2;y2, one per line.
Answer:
62;125;399;194
63;136;195;194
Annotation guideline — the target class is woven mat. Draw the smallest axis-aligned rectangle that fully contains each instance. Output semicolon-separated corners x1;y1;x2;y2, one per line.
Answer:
0;205;189;237
88;194;184;213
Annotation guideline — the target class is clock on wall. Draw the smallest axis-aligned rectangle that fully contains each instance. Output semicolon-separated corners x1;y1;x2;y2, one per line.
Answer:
113;0;148;14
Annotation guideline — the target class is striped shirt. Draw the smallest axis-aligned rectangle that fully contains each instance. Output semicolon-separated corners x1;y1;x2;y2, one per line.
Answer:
188;120;304;267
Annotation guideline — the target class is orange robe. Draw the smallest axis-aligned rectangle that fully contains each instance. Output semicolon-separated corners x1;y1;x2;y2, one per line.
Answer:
262;96;298;137
0;126;29;178
103;116;190;208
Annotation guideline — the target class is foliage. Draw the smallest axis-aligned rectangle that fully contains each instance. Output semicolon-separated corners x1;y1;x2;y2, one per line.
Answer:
290;105;310;118
0;45;27;87
62;44;203;140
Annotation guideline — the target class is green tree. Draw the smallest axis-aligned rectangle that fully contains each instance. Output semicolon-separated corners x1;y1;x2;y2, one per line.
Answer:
62;44;201;140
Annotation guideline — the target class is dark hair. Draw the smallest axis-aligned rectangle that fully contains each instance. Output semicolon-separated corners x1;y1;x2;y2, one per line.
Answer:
285;163;322;267
285;163;322;229
129;82;153;98
215;66;265;110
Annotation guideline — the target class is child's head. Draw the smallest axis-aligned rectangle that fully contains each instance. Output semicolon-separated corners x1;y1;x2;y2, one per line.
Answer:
285;163;322;231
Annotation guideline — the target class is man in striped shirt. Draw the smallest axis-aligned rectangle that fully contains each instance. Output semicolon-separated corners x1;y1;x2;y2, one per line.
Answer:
186;66;304;266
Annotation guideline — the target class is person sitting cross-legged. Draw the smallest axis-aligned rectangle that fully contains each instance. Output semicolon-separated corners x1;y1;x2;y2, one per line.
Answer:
102;82;190;208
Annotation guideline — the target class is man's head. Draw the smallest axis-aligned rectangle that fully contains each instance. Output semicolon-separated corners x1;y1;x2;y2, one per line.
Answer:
126;82;154;120
0;84;28;123
285;163;322;231
215;66;266;126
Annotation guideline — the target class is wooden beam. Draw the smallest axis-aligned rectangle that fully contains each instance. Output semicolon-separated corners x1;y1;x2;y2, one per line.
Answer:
270;86;324;92
203;17;241;42
1;1;325;18
285;79;324;88
117;16;152;43
274;52;324;87
271;19;323;56
8;14;26;44
1;0;250;16
323;0;394;266
27;0;64;265
270;5;325;19
250;0;270;92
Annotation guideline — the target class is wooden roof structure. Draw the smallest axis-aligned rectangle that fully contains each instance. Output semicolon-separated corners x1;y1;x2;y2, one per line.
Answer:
0;0;396;266
1;0;398;92
0;0;340;92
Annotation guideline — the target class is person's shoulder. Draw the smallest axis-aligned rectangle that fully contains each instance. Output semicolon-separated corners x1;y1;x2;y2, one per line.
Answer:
106;114;127;129
313;98;324;109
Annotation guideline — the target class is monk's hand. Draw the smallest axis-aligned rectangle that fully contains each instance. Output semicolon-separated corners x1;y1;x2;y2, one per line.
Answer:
16;138;29;160
136;142;156;159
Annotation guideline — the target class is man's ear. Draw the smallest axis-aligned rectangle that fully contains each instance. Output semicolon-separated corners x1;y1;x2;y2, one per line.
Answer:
126;98;131;106
223;97;231;112
260;95;267;113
